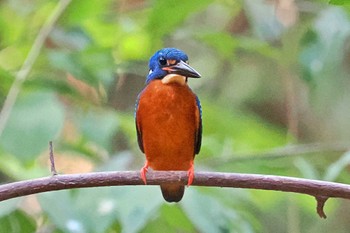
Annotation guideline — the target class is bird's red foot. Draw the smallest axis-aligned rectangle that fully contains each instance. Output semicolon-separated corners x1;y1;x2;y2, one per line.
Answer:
140;161;149;184
187;161;194;186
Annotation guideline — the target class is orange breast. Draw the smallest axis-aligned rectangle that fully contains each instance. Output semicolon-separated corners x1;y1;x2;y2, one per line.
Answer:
136;80;199;171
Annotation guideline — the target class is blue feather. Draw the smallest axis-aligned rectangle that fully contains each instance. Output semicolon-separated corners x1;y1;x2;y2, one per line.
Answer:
146;48;189;83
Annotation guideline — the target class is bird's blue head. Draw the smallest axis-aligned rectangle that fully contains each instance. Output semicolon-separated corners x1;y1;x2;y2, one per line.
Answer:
146;48;201;84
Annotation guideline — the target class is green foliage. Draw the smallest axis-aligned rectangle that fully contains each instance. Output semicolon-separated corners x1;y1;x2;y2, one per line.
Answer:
329;0;347;5
147;0;213;40
201;101;286;156
39;187;164;233
48;47;115;88
142;204;195;232
60;0;111;25
199;32;239;59
324;151;350;181
0;199;20;218
0;91;64;162
300;7;350;85
39;189;120;233
181;189;253;233
1;0;350;232
76;108;119;152
0;210;36;233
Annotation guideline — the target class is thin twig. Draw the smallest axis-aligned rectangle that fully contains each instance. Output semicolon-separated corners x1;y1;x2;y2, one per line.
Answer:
0;0;72;137
0;171;350;218
205;142;350;164
315;195;328;219
49;141;57;176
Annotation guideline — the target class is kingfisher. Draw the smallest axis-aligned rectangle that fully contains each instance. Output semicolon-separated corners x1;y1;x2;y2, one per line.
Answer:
135;48;202;202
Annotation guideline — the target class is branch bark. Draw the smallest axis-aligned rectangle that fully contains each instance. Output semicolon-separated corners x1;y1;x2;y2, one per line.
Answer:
1;171;350;218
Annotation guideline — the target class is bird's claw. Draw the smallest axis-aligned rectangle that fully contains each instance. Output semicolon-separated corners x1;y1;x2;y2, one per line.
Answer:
140;161;149;184
187;161;194;186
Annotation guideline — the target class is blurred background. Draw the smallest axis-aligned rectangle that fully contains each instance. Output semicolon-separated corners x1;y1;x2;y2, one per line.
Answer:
1;0;350;232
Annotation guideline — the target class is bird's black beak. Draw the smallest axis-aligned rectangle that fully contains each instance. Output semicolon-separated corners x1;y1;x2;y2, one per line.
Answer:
162;60;201;78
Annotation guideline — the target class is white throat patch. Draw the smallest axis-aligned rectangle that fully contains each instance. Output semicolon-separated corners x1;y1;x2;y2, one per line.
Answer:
161;74;187;85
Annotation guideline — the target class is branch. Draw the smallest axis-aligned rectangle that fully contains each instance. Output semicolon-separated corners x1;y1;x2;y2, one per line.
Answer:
1;171;350;218
0;0;72;137
49;141;57;175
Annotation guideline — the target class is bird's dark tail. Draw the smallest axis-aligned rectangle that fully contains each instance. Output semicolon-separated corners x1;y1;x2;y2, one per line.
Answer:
160;184;185;202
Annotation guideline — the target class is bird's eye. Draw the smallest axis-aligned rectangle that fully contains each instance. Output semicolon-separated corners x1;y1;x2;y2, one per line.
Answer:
159;57;167;66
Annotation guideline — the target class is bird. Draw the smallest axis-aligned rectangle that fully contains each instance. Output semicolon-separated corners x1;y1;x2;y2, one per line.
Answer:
135;48;202;202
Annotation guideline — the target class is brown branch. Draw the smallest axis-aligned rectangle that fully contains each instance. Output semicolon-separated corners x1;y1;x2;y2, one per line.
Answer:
1;171;350;217
315;196;328;219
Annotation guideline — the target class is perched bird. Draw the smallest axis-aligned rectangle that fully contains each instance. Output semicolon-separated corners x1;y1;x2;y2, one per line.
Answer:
135;48;202;202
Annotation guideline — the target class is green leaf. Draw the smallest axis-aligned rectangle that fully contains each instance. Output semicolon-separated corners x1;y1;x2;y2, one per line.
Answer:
141;204;195;233
76;108;119;151
0;210;36;233
0;7;26;47
0;67;14;99
113;187;163;233
0;91;65;162
147;0;213;38
48;48;115;88
0;199;20;218
181;189;253;233
25;75;80;99
294;157;320;179
39;189;117;233
0;153;47;180
117;32;152;61
39;187;163;233
0;46;25;70
236;37;281;61
199;32;238;58
60;0;111;25
201;101;286;156
323;151;350;181
329;0;346;5
84;19;121;48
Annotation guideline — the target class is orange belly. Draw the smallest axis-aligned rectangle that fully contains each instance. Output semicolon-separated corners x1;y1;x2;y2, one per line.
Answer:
136;80;199;171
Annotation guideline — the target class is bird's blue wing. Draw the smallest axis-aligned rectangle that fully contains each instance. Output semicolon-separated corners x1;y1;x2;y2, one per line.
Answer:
195;95;202;155
135;92;144;153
